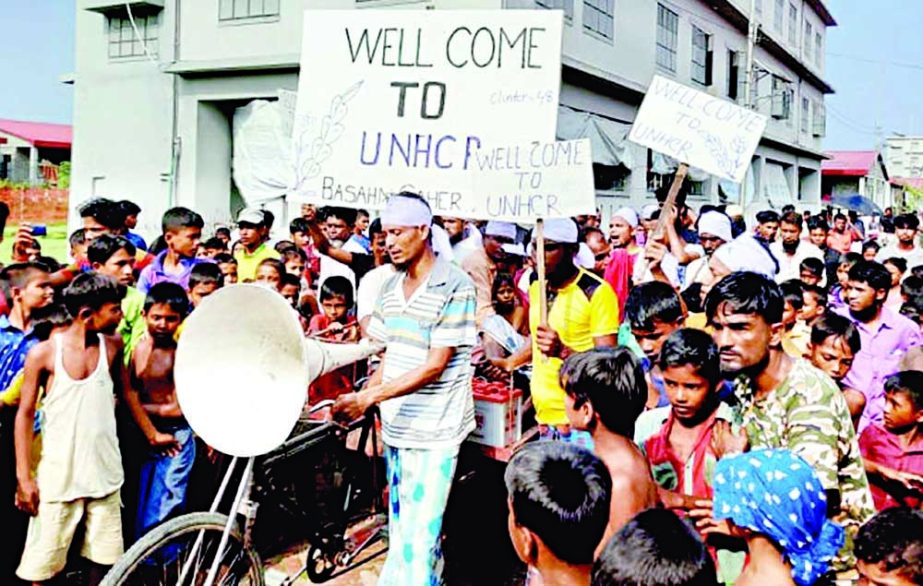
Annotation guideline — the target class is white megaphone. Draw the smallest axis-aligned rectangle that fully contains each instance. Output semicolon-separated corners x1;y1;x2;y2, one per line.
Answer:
174;284;380;458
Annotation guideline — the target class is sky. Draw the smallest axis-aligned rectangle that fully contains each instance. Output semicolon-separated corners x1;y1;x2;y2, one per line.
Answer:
0;1;920;151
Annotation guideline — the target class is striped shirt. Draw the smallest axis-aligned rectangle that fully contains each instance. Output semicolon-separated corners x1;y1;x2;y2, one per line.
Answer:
367;258;477;449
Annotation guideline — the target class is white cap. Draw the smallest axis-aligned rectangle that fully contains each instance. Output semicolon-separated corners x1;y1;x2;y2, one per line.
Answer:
697;211;733;243
237;208;266;226
575;243;595;268
641;204;660;222
485;221;517;241
713;235;777;279
501;242;526;257
612;207;639;228
541;218;578;244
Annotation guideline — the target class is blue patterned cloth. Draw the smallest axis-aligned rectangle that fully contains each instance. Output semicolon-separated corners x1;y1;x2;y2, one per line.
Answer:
136;425;196;540
713;449;844;586
379;445;458;586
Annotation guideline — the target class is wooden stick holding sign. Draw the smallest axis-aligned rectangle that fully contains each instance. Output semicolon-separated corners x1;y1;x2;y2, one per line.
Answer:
535;219;548;326
634;163;689;283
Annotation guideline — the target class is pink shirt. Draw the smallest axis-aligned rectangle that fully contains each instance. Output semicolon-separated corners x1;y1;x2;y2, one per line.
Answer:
859;424;923;510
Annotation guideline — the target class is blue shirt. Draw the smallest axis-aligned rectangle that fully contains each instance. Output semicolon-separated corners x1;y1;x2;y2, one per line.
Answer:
125;231;148;252
0;315;40;404
137;251;212;294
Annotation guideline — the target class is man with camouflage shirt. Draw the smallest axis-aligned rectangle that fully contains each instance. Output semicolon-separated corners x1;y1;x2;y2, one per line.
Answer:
703;271;875;582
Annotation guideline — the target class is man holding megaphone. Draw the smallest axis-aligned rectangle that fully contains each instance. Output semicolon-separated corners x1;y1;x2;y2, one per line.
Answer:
333;192;477;586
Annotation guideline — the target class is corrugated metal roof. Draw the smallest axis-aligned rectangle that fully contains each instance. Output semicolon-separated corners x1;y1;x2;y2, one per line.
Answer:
0;119;72;149
821;150;878;176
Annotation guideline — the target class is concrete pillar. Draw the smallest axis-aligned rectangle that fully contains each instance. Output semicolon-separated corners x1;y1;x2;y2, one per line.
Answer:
28;146;39;185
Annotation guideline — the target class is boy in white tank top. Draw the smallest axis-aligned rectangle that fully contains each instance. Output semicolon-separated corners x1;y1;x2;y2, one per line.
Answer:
13;273;178;584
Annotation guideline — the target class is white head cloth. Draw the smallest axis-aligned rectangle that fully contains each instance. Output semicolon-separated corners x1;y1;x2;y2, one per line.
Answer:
641;204;660;222
698;211;733;243
713;235;777;279
485;221;518;240
541;218;578;243
431;224;454;261
380;194;433;227
612;207;639;228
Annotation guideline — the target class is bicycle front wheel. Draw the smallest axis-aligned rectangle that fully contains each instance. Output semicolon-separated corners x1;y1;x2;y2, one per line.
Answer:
101;512;264;586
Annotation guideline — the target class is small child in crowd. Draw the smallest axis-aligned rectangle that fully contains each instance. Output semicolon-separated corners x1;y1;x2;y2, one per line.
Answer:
800;283;827;325
780;280;810;357
213;253;238;285
187;263;223;309
862;240;881;262
807;314;866;429
88;234;146;360
69;228;87;263
858;370;923;510
505;442;611;586
799;257;825;287
884;257;909;311
280;273;302;309
560;348;659;551
137;207;208;294
592;508;716;586
625;282;686;409
308;276;359;404
255;258;286;291
131;282;194;540
830;252;862;312
855;507;923;586
492;273;528;336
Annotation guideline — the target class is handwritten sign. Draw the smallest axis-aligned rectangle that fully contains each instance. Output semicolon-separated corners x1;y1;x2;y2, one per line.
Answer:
628;75;767;183
292;10;563;217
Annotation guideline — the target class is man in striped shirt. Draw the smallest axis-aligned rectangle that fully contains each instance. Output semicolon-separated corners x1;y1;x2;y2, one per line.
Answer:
333;192;476;586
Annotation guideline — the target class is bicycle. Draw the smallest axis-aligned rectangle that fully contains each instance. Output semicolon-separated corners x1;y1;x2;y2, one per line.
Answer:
101;400;386;585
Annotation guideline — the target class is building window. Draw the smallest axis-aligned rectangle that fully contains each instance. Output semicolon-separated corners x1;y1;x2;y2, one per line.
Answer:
593;164;629;192
691;26;712;86
108;14;159;59
801;97;810;133
814;32;823;66
788;3;797;46
812;101;826;137
773;0;784;32
688;180;707;196
536;0;575;20
771;75;792;120
656;4;679;73
219;0;280;21
727;50;740;100
804;21;813;60
583;0;614;39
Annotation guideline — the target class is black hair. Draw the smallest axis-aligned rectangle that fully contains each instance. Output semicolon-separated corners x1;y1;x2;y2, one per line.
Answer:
505;442;611;566
492;273;517;302
810;314;861;355
161;206;204;234
781;204;796;215
203;237;226;251
834;212;847;222
188;263;223;290
913;266;923;280
658;328;721;388
31;303;73;341
357;208;370;218
275;240;298;254
559;348;647;437
63;273;125;317
148;235;168;255
69;228;86;248
780;279;805;311
290;217;310;235
78;198;126;230
257;258;286;279
681;282;704;314
321;206;358;226
756;210;780;224
780;211;803;229
842;252;863;267
855;507;923;580
0;262;51;307
262;209;275;230
592;508;716;586
281;248;308;264
806;215;829;232
144;281;189;317
799;257;825;278
87;234;136;265
705;272;784;324
216;227;231;238
901;298;923;326
884;256;909;275
119;200;141;216
213;253;236;265
0;201;8;233
654;181;689;207
369;217;383;237
894;213;921;230
848;260;892;292
625;281;683;331
901;276;923;300
862;240;881;253
281;273;302;290
36;256;61;273
319;276;354;308
803;283;828;308
884;371;923;411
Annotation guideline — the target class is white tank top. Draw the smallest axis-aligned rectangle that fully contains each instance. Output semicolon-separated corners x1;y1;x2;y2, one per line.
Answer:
37;334;123;502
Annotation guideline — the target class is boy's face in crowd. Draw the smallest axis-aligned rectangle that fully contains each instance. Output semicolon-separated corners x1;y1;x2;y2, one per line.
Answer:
883;390;922;434
144;302;182;341
632;318;681;365
89;301;123;335
782;301;798;329
325;216;351;243
857;559;919;586
189;282;218;308
291;230;310;249
322;294;349;322
166;226;202;258
16;270;55;312
834;217;847;232
256;265;282;291
371;232;387;259
800;292;824;323
896;225;918;246
495;282;516;308
238;223;261;247
92;248;136;287
385;225;427;269
125;214;138;230
800;269;821;287
809;228;827;247
285;258;305;277
216;230;231;245
281;284;300;308
563;391;591;432
356;214;370;235
662;364;715;425
808;336;854;382
71;242;88;262
195;245;209;259
609;217;634;248
758;221;779;242
205;246;224;259
711;304;778;377
82;216;112;242
885;263;902;288
837;262;852;287
863;247;879;261
218;262;238;285
847;280;885;314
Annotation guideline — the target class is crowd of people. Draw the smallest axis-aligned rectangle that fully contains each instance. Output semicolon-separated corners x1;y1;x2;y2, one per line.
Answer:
0;188;921;586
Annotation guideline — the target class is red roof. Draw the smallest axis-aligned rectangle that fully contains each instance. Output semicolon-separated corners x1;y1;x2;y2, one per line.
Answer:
0;119;72;149
821;151;879;177
893;177;923;190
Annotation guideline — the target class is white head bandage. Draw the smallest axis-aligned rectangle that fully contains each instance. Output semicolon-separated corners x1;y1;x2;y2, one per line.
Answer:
713;235;777;279
698;212;733;243
612;207;639;228
541;218;578;244
380;194;433;227
485;221;518;240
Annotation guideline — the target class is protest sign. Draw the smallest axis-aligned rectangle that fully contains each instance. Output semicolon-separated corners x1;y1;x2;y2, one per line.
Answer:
292;10;563;217
628;75;767;183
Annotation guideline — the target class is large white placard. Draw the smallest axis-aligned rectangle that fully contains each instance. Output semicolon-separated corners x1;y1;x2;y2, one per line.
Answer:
628;75;767;183
292;10;563;218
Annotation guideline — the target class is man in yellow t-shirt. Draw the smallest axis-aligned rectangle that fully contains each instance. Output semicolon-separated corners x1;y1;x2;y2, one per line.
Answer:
526;218;620;432
234;208;279;282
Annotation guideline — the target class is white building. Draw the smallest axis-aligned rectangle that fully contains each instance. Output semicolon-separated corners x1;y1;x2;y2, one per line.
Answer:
70;0;834;236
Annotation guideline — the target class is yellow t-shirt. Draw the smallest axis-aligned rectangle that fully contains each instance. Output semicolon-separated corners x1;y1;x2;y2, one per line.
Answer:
528;268;620;425
235;243;280;282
